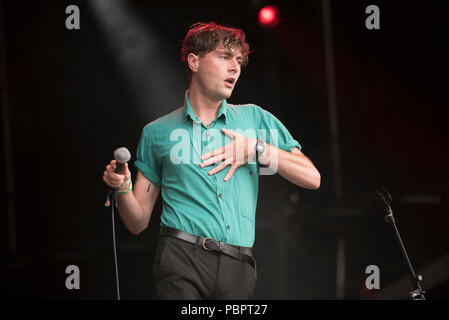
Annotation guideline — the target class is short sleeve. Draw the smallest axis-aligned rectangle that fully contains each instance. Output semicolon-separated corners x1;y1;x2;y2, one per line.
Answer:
134;128;162;187
257;107;302;152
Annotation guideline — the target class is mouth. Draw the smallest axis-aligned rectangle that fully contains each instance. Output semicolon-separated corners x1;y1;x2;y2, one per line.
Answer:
224;77;236;88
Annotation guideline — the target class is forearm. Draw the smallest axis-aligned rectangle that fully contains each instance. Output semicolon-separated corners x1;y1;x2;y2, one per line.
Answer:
116;191;147;235
259;143;321;190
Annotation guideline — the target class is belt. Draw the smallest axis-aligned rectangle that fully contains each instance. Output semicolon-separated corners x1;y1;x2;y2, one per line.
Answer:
159;227;256;272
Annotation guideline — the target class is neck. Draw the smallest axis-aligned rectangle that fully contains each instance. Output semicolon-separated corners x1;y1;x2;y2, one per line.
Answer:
187;81;223;126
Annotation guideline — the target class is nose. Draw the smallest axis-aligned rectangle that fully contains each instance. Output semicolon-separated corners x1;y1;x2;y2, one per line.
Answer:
228;58;240;74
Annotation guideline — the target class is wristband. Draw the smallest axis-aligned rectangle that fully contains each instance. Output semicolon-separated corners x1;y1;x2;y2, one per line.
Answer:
116;178;133;195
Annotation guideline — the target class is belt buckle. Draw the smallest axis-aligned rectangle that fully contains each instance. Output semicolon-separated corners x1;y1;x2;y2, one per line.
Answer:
202;237;214;252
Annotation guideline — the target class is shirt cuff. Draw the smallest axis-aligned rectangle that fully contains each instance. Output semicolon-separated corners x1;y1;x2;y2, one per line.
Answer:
278;139;302;152
134;160;162;187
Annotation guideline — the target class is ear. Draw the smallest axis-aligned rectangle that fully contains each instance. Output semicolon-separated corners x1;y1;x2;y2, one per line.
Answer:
187;53;200;73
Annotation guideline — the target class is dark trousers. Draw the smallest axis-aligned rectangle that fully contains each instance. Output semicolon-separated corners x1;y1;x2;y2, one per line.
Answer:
153;235;257;299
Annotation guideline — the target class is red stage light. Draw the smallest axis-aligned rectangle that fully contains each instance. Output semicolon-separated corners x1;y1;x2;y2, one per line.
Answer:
258;5;280;28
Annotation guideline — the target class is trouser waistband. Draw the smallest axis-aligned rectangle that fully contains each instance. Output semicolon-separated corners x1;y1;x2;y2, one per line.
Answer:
159;227;255;270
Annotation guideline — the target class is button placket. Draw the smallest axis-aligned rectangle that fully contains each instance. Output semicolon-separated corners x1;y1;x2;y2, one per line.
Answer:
205;129;210;153
203;124;213;154
217;174;230;241
212;118;231;242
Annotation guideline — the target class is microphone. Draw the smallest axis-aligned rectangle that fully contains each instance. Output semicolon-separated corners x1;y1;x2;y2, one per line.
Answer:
109;147;131;301
113;147;131;175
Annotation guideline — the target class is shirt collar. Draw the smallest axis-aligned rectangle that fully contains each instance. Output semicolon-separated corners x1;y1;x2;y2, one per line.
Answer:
183;91;228;124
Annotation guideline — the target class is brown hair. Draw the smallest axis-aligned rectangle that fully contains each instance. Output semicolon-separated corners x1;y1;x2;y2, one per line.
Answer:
181;22;251;79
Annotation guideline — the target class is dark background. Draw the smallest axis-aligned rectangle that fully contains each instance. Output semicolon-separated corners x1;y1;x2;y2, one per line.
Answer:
1;0;448;299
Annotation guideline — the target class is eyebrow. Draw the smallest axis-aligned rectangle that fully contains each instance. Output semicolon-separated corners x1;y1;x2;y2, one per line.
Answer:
217;49;244;62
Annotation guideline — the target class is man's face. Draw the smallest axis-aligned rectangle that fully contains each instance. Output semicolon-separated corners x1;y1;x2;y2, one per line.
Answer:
193;43;243;101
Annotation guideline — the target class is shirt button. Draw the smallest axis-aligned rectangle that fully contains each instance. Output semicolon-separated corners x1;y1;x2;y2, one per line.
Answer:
218;193;222;198
227;225;230;230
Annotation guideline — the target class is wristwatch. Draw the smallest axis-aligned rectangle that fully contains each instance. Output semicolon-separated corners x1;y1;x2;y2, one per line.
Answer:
255;139;265;164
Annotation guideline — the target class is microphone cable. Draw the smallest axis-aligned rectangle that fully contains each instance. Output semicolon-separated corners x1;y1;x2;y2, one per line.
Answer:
105;147;131;300
105;190;121;300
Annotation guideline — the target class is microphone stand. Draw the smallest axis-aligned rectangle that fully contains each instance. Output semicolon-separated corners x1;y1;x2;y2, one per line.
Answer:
376;187;426;300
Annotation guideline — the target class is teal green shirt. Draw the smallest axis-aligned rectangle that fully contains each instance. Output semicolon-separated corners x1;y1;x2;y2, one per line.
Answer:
135;92;301;247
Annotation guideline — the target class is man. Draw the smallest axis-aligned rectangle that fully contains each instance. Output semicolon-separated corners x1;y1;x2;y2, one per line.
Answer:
102;22;320;299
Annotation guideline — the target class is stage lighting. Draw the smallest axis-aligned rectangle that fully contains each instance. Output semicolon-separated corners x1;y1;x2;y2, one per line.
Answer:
258;5;280;28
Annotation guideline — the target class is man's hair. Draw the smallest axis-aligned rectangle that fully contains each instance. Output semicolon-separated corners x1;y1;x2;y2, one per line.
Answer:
181;22;251;79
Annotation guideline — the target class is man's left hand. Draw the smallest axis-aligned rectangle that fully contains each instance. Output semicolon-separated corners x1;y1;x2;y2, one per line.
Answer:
200;128;257;181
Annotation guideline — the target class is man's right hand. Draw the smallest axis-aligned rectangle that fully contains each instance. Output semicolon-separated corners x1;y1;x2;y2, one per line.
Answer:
103;160;131;189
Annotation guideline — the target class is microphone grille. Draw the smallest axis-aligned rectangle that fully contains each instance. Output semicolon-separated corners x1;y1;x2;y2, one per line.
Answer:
114;147;131;163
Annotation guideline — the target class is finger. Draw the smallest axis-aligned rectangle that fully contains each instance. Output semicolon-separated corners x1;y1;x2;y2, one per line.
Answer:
200;153;226;168
106;169;125;182
222;128;236;137
201;146;225;160
106;164;117;173
111;176;124;185
104;164;125;182
103;175;121;188
124;163;131;178
110;160;117;170
106;176;123;187
208;161;228;176
103;175;112;186
108;162;129;179
224;164;239;182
